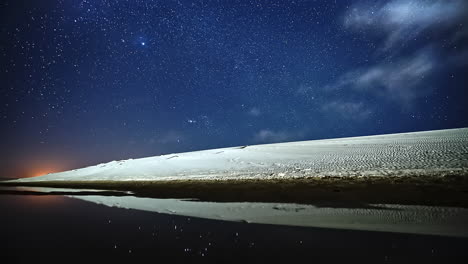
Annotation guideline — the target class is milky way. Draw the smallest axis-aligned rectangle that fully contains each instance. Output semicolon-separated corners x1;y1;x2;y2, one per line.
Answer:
1;0;467;178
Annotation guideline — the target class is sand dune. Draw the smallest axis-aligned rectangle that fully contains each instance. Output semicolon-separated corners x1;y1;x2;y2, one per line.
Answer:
11;127;468;182
5;128;468;237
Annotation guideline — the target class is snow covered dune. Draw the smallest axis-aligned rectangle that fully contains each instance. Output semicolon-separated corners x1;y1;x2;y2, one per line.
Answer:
11;127;468;182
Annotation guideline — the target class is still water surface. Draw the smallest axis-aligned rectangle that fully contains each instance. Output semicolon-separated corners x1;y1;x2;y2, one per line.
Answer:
1;190;467;263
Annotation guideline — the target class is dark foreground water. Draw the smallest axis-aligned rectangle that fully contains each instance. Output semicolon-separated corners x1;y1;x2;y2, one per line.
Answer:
1;193;467;263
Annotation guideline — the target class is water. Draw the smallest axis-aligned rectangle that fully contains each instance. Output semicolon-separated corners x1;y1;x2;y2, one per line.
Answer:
1;190;467;263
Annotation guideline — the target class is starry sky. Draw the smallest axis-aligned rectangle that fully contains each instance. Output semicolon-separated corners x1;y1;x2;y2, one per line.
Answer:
1;0;467;179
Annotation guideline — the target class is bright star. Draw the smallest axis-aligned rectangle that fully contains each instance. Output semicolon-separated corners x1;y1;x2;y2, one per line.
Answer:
141;42;146;46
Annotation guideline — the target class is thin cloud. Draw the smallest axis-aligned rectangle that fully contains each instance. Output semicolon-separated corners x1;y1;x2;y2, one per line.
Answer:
344;0;467;50
333;0;468;109
321;101;372;121
157;131;185;144
247;107;262;117
253;129;304;144
328;48;436;105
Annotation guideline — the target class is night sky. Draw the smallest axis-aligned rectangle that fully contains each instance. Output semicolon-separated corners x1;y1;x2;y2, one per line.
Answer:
1;0;467;179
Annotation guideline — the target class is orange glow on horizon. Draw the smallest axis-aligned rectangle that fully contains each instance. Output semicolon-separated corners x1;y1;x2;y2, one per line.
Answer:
30;171;54;178
11;156;73;179
26;165;66;178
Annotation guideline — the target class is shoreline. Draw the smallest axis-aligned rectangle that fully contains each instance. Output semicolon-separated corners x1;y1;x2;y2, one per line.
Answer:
1;173;467;208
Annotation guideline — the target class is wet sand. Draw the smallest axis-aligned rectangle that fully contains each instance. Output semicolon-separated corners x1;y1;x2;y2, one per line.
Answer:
2;171;467;208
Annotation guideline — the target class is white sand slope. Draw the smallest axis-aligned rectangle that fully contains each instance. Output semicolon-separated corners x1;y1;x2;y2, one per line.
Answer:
13;127;468;182
9;128;468;237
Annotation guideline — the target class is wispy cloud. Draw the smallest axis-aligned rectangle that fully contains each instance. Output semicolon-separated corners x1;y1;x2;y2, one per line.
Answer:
156;131;185;144
247;107;261;117
344;0;466;50
253;129;304;144
321;101;372;120
329;48;436;104
332;0;468;109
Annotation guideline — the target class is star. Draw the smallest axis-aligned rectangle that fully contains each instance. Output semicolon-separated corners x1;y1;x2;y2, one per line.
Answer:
1;0;466;181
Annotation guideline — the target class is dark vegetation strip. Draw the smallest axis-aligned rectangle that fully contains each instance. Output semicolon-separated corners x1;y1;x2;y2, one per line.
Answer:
1;174;467;207
0;189;130;197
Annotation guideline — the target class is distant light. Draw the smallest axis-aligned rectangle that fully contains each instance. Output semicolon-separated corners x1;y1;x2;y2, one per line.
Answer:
30;170;56;178
141;42;146;46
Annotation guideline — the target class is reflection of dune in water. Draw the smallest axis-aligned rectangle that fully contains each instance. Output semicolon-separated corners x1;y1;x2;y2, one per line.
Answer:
71;195;468;238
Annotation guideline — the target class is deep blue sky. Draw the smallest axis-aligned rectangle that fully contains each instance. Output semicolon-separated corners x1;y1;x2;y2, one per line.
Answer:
1;0;467;178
